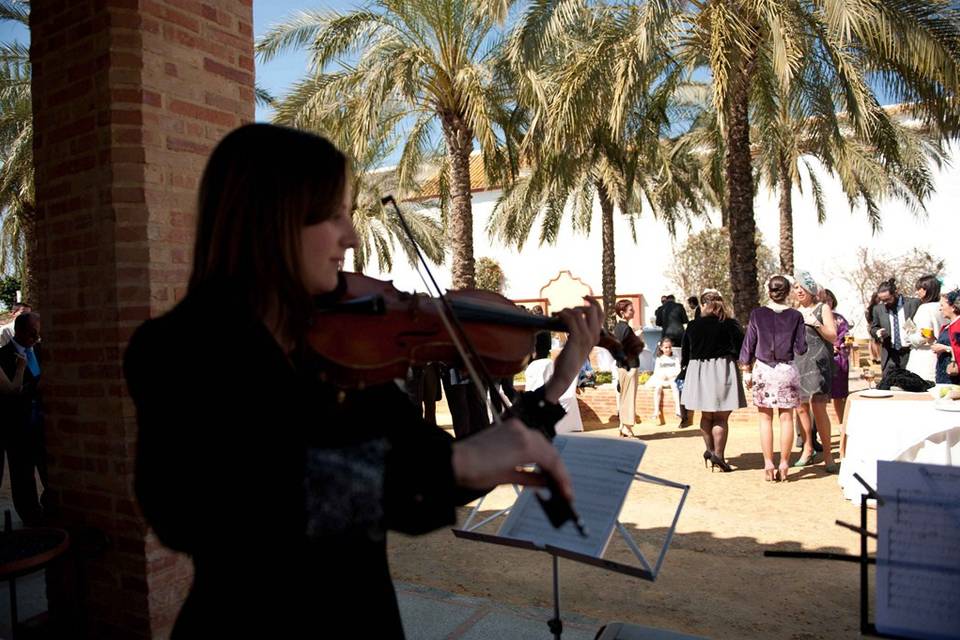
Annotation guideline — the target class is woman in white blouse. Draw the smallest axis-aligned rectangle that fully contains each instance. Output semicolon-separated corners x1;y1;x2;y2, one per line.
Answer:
905;274;945;383
523;343;584;434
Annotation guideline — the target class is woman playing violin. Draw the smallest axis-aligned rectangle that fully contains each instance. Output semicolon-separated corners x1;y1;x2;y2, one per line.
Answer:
123;123;602;638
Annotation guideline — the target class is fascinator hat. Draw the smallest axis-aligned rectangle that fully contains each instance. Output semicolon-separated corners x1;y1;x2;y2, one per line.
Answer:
794;270;820;296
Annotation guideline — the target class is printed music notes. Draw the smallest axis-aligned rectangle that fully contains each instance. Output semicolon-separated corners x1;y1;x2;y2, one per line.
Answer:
498;435;646;558
876;461;960;640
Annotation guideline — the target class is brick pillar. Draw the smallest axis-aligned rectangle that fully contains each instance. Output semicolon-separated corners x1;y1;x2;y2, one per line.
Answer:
30;2;253;636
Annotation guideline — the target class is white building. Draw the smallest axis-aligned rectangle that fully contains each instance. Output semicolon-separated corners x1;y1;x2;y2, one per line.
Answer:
361;144;959;339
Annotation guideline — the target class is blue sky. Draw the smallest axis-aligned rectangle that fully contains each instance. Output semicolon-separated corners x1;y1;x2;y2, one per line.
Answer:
254;0;361;122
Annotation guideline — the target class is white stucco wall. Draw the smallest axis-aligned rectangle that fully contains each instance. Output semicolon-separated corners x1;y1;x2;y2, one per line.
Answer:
359;143;959;338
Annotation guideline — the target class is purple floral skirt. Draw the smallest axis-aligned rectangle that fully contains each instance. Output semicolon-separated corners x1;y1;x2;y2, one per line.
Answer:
752;360;801;409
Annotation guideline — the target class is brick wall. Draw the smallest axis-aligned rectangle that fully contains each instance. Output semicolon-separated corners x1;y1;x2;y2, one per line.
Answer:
576;385;846;429
31;1;253;636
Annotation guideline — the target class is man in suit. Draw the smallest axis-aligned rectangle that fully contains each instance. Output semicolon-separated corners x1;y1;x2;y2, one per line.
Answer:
653;295;667;328
656;294;689;347
870;280;921;376
0;312;46;524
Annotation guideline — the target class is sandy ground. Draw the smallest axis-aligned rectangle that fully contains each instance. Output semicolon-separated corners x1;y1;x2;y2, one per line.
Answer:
388;412;875;639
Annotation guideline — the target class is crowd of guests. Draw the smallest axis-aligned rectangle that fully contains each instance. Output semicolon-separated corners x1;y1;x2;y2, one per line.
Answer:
6;268;960;534
603;272;960;483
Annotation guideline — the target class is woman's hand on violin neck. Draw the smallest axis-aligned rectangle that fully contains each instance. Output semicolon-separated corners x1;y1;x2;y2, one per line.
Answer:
451;418;574;501
546;298;604;403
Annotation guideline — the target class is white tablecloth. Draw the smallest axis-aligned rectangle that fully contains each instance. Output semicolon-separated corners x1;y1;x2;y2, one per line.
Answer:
839;391;960;504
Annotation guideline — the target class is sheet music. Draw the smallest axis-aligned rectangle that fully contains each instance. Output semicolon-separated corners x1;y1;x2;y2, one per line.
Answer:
876;461;960;640
497;435;645;558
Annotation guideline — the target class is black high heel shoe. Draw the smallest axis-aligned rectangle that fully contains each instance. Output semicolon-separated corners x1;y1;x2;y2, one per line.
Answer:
702;450;712;468
708;452;733;473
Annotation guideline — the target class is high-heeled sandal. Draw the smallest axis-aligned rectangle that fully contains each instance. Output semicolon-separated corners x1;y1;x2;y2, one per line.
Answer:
763;466;776;482
708;452;733;473
702;450;712;468
619;425;637;438
792;451;817;467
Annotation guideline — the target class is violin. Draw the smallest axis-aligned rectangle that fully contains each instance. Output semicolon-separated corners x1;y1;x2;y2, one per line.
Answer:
308;272;645;389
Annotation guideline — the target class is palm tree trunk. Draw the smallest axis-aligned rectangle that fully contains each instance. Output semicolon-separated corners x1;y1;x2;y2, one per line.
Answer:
18;208;37;305
778;158;794;275
597;181;617;329
440;112;475;289
724;66;758;324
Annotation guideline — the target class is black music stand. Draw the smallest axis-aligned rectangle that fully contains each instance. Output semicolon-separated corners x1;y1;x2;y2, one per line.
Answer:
764;472;944;639
453;436;689;640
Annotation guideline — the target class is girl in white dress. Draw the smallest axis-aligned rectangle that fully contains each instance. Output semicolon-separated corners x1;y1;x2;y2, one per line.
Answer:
905;274;944;383
649;338;682;423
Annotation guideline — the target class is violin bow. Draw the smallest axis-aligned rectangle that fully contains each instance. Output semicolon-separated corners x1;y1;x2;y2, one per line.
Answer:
379;196;505;423
380;195;586;536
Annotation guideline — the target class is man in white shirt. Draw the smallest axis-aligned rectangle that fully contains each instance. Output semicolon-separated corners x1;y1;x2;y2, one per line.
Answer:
0;302;31;347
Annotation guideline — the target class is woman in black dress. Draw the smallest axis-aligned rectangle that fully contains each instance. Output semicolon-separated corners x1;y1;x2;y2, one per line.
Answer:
681;291;746;471
123;124;601;638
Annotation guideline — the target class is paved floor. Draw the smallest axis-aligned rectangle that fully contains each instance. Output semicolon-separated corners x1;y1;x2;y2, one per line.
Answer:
397;581;602;640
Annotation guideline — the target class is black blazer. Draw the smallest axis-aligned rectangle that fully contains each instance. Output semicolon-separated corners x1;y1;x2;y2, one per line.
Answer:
124;281;468;638
657;301;689;342
0;342;40;427
681;316;744;368
870;297;921;347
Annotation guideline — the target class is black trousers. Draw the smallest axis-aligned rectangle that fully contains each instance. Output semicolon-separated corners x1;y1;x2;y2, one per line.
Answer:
0;412;45;525
441;371;490;439
881;346;911;377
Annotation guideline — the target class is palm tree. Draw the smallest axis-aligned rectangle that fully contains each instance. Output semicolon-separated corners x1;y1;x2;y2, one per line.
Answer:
0;0;33;299
751;56;948;274
494;5;706;325
269;78;445;274
511;0;960;322
256;0;521;289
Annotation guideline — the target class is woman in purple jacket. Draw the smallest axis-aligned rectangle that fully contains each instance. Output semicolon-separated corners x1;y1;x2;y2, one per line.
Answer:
739;276;808;482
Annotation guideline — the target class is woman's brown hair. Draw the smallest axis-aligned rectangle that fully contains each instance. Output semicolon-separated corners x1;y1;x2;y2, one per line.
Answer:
615;299;633;318
190;124;350;341
700;291;728;321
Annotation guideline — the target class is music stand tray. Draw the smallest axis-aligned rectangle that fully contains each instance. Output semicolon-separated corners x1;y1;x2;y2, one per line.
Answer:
453;435;690;638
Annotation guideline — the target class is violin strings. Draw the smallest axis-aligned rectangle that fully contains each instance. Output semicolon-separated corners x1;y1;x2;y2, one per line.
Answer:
380;196;507;421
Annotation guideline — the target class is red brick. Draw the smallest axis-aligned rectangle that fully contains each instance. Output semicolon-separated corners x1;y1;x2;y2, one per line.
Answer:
168;98;236;127
32;1;253;636
202;56;250;84
166;136;211;155
142;0;200;33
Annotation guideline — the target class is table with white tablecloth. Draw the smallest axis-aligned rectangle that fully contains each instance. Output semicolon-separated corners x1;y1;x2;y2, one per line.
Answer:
839;391;960;504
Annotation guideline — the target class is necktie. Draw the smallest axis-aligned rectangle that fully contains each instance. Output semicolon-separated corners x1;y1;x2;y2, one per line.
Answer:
24;347;40;377
892;304;902;351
